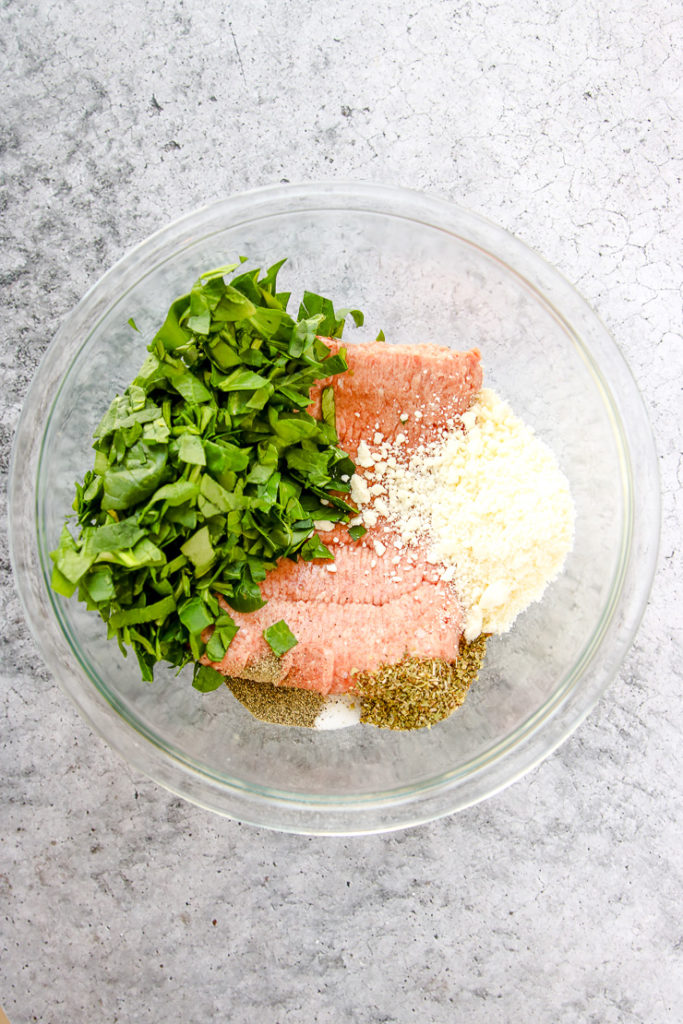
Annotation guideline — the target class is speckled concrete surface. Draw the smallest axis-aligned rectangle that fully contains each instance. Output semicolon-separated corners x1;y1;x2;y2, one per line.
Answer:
1;2;682;1022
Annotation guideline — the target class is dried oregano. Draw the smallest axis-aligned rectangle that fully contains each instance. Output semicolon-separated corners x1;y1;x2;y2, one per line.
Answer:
353;635;488;730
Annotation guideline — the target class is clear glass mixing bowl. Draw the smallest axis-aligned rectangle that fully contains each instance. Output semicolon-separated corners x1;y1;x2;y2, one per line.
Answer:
8;183;660;834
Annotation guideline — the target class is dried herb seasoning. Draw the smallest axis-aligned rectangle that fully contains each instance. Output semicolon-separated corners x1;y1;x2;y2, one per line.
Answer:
227;677;324;727
354;636;488;730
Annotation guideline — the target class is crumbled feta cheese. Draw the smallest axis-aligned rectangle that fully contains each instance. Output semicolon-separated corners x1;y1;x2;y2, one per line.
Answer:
350;474;371;505
461;409;477;432
356;440;375;468
382;388;574;636
464;604;483;642
479;580;511;611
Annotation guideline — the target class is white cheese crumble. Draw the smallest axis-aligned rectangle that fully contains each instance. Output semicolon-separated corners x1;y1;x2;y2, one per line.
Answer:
350;473;371;506
356;440;375;468
382;388;574;637
362;508;379;528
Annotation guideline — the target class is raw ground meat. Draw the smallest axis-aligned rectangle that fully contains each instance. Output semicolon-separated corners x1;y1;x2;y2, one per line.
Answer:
205;339;483;695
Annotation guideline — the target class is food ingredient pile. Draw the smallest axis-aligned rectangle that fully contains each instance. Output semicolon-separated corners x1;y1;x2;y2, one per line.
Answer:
51;261;574;732
50;261;364;688
347;387;575;645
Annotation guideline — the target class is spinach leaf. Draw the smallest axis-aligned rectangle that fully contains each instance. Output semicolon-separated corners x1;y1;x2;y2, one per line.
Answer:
263;619;298;657
192;665;226;693
101;442;168;511
50;260;365;685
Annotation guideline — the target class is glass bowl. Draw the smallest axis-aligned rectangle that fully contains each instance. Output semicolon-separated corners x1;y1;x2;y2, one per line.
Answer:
8;183;660;834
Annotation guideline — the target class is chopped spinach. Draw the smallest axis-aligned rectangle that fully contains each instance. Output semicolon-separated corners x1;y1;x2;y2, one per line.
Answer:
263;619;298;657
51;260;364;683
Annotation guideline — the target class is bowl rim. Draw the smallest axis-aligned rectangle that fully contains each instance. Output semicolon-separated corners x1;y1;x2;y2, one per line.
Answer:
8;181;661;834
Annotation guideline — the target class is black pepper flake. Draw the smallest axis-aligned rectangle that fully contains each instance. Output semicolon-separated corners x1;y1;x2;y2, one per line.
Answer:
227;677;324;727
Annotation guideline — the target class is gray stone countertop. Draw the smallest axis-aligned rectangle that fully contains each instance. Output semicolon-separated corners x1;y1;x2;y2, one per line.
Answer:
1;2;681;1022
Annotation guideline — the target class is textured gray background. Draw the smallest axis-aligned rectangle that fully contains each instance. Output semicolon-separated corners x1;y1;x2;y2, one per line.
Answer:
1;1;682;1022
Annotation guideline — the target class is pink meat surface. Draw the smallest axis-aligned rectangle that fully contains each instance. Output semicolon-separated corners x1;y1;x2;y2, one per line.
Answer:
206;339;483;695
309;339;483;459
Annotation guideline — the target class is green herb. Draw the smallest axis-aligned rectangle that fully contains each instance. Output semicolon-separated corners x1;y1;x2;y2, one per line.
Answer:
263;619;298;657
50;260;363;683
300;534;334;560
297;292;364;337
354;636;488;730
192;665;226;693
348;524;367;541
